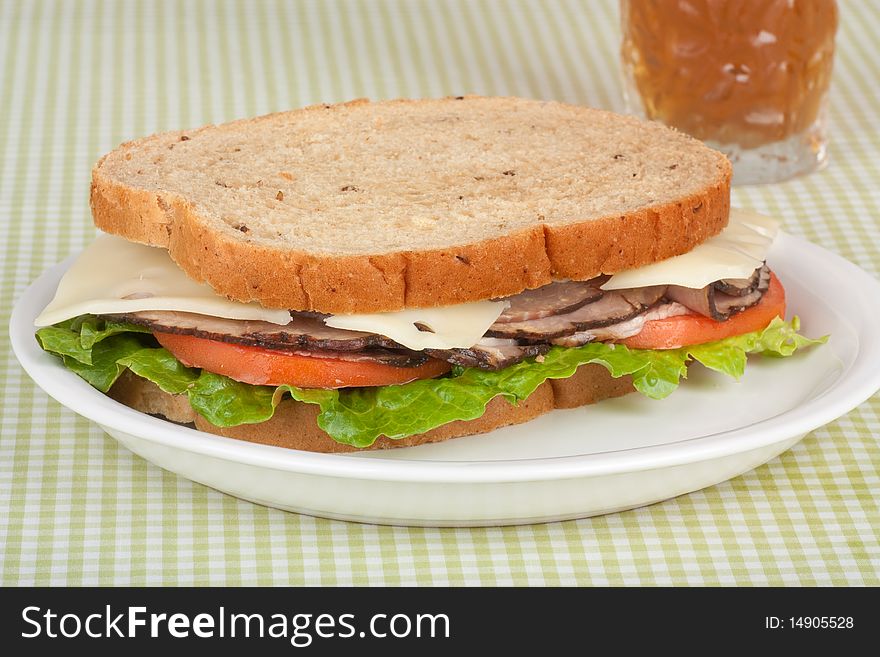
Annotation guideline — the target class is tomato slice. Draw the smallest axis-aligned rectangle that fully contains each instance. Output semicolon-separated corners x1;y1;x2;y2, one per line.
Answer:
154;332;451;388
621;271;787;350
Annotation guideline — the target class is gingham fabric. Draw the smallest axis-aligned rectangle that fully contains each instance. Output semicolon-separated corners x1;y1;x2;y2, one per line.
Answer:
1;0;878;586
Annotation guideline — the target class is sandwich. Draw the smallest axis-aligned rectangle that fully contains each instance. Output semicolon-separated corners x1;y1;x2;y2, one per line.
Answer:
33;97;824;453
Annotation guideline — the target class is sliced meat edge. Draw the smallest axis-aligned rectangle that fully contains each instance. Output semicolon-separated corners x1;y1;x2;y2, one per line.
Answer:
486;286;667;340
666;264;770;321
494;280;604;323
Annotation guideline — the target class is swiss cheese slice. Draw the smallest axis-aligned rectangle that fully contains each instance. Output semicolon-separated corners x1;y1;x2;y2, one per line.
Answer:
601;208;780;290
324;302;508;350
35;233;292;327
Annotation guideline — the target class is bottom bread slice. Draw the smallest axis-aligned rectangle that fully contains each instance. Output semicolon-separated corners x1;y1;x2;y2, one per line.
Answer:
108;364;635;453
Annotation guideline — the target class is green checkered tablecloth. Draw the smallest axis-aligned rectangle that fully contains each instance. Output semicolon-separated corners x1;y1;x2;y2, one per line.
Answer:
1;0;878;586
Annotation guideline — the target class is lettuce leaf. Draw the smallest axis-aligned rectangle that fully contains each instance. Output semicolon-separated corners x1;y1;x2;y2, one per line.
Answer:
35;315;826;448
188;371;277;426
79;315;153;349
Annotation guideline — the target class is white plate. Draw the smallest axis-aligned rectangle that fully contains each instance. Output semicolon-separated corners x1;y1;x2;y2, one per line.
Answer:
10;232;880;526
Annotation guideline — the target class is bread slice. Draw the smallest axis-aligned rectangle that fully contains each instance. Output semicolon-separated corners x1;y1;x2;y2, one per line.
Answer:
108;364;635;453
92;96;731;314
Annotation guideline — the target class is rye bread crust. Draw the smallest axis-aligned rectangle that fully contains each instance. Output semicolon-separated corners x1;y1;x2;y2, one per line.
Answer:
108;364;635;454
91;96;731;314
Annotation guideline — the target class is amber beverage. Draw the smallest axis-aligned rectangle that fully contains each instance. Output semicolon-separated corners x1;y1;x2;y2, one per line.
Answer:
621;0;838;184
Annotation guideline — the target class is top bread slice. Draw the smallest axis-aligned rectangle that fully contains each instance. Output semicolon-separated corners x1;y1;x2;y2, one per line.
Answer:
91;96;731;314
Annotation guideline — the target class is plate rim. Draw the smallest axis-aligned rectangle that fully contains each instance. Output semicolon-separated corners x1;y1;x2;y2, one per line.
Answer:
10;231;880;484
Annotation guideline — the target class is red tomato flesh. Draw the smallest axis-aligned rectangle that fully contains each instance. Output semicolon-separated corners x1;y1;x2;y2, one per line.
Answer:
621;271;787;350
154;332;451;388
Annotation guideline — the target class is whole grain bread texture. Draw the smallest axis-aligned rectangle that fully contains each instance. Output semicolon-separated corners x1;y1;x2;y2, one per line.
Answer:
92;96;731;314
108;364;635;453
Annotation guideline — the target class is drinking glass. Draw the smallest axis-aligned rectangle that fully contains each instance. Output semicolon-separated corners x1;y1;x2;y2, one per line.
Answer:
620;0;838;185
